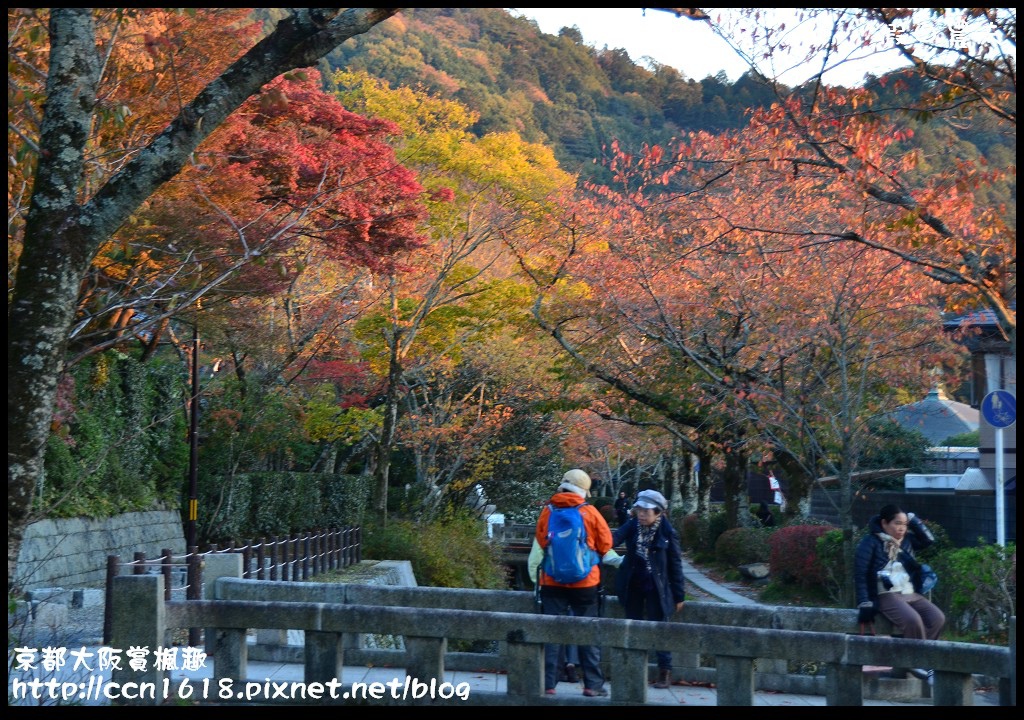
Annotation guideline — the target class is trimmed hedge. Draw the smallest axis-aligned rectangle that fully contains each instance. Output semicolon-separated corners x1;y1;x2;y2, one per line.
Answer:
200;471;371;543
363;511;508;589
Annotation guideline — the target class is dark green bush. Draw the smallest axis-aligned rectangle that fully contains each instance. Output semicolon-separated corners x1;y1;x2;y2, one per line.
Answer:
200;471;370;543
676;509;728;560
362;511;508;589
815;529;855;605
679;513;701;550
714;527;772;566
931;542;1016;642
42;351;188;518
940;429;980;446
769;524;835;588
704;508;729;553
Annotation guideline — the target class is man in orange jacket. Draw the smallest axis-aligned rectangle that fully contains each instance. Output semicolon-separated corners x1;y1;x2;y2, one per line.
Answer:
528;469;619;697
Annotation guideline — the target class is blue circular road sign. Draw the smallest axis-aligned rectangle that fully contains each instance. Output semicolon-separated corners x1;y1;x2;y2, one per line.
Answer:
981;390;1016;428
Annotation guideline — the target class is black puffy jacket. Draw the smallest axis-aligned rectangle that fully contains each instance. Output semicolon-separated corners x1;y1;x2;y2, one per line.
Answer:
853;513;935;606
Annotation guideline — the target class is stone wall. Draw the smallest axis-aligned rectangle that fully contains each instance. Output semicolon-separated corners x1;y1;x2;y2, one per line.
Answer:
13;510;186;591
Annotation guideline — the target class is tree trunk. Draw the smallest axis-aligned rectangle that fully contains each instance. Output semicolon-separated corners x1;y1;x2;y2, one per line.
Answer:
374;335;403;524
775;453;813;521
7;8;400;593
695;450;712;515
722;445;749;529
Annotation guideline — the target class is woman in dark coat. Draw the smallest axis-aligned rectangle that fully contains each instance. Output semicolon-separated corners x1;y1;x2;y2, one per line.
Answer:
611;489;685;688
854;503;945;680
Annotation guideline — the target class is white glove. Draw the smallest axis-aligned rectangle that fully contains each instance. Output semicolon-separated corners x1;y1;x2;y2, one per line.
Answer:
602;549;624;567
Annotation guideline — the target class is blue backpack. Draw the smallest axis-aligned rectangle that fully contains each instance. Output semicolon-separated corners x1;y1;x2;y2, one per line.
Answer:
542;503;598;583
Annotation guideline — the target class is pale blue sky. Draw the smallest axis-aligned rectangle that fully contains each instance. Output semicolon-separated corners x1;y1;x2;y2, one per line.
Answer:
508;8;1010;87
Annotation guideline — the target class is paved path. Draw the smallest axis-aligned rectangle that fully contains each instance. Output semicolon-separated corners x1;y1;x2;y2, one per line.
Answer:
681;556;759;604
14;648;988;707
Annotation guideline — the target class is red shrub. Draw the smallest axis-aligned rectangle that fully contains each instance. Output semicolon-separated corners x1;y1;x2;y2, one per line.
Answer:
769;524;835;588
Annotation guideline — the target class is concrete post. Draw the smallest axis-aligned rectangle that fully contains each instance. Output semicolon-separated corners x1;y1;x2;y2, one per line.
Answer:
504;641;544;698
110;574;165;706
715;655;755;705
304;631;344;684
212;627;248;684
203;552;243;656
931;671;976;706
403;636;447;685
608;647;648;704
825;662;864;705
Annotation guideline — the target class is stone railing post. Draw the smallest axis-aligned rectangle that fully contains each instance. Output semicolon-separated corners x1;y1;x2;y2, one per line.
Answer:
403;636;447;685
304;631;344;684
608;646;649;704
110;574;165;706
715;655;755;706
203;552;244;658
826;661;864;705
503;640;544;699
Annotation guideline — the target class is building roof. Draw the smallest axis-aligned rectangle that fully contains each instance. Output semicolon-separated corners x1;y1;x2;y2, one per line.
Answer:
889;386;980;445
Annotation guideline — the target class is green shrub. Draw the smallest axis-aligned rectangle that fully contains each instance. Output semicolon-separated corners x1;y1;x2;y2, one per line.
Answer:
704;509;729;553
679;513;701;550
769;524;835;588
940;429;979;446
674;509;728;561
42;351;188;518
714;527;772;566
200;472;370;543
362;511;508;589
931;542;1016;642
815;529;857;605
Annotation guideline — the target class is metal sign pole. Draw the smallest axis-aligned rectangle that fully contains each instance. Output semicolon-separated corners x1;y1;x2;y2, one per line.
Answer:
994;426;1004;546
981;389;1015;547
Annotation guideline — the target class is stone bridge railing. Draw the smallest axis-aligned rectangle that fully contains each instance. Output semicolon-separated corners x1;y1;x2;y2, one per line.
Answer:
109;554;1015;706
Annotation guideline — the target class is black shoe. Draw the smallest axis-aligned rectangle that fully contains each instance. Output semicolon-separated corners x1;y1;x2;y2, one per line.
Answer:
564;663;578;683
582;687;608;697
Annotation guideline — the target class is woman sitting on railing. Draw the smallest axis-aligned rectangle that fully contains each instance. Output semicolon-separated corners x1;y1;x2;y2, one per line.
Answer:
854;503;945;683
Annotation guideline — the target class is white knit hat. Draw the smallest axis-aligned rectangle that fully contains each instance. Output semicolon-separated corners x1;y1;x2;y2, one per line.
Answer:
558;469;592;497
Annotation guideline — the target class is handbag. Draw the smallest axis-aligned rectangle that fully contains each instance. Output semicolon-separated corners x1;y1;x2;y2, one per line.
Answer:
915;563;939;594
